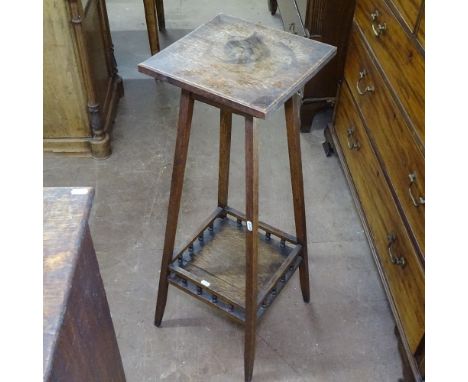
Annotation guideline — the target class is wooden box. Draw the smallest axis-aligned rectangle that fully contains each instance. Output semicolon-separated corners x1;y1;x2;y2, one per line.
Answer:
43;187;126;381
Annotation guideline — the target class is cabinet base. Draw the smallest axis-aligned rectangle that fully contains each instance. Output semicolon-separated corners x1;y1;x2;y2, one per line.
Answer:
43;75;123;159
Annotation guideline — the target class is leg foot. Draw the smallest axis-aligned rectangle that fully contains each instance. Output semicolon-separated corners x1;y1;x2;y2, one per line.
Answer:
323;124;335;157
322;141;333;157
268;0;278;15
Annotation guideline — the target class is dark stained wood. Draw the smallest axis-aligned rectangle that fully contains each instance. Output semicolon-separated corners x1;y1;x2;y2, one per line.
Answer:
333;82;424;354
256;244;302;304
218;110;232;209
154;89;194;327
172;207;224;261
274;0;356;131
143;0;160;55
170;217;297;311
244;116;258;382
354;0;425;144
345;25;425;256
225;206;298;244
285;97;310;302
43;187;125;382
155;0;165;30
268;0;278;15
143;16;323;381
138;14;336;119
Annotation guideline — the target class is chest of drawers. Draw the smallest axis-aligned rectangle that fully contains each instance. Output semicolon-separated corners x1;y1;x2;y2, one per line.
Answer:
328;0;425;379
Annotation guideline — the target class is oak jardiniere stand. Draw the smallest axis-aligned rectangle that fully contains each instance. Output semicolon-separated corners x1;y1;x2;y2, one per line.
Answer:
138;14;336;381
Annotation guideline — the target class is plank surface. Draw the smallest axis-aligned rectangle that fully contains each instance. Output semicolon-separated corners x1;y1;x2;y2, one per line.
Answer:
43;187;126;382
138;14;336;118
172;217;294;309
43;187;94;378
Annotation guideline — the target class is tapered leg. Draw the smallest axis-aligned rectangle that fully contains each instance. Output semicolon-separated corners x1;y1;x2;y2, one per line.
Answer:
218;110;232;211
155;0;165;31
143;0;160;55
285;96;311;302
154;90;194;326
244;116;259;382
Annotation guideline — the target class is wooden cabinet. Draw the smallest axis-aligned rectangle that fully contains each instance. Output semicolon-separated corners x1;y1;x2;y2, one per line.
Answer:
328;0;425;379
271;0;355;131
44;0;123;158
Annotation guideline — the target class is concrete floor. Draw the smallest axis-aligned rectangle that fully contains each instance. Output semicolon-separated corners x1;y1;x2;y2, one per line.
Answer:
44;1;405;380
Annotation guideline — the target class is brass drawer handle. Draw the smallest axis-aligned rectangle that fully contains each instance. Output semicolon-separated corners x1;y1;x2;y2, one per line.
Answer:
346;126;360;150
387;233;405;267
409;172;425;207
370;10;387;37
356;70;375;95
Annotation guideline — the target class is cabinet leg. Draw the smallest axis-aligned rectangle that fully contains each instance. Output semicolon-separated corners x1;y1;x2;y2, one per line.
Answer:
268;0;278;15
300;101;330;133
244;116;259;382
322;124;335;157
285;97;310;303
154;90;194;326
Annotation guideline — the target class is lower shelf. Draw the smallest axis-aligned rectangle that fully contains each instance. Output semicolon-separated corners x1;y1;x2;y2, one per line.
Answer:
168;207;303;324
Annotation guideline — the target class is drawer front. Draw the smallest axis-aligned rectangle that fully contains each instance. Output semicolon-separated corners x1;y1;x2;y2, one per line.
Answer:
388;0;422;30
334;83;425;352
344;26;425;255
278;0;306;36
355;0;424;141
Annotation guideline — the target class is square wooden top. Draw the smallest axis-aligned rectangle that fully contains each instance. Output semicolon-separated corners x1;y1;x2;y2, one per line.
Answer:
138;14;336;118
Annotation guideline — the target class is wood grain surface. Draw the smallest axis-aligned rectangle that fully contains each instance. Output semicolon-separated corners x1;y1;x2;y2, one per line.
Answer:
44;0;89;138
285;96;310;302
143;0;160;54
154;90;194;327
345;26;425;256
43;187;126;382
416;4;424;49
333;84;424;354
138;14;336;118
388;0;422;30
355;0;425;143
174;217;294;309
44;187;95;374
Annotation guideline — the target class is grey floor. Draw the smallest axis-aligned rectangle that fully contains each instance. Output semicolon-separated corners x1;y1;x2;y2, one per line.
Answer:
44;1;405;380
